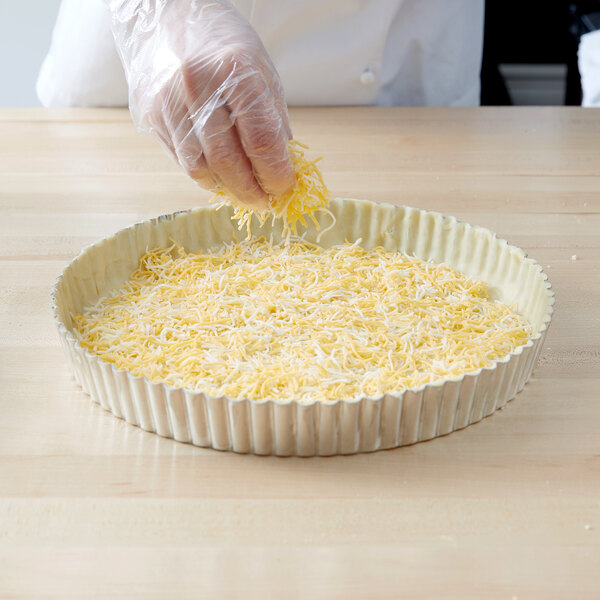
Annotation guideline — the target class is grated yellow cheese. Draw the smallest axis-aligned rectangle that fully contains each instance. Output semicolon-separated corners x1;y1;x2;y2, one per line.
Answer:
74;238;532;403
210;140;331;239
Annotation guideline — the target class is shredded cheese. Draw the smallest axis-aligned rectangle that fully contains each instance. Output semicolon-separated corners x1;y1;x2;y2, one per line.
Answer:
210;140;331;239
74;238;532;403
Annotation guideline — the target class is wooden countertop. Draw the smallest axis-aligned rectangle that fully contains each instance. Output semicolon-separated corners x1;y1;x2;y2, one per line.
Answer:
1;107;599;599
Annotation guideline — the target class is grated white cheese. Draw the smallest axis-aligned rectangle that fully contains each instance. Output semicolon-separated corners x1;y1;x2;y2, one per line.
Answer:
74;239;532;403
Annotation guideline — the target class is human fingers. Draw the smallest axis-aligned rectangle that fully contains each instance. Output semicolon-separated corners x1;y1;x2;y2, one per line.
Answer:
160;82;217;189
230;79;295;197
198;105;269;209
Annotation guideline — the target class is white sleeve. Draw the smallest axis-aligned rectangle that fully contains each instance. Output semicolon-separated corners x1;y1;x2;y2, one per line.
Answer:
579;30;600;107
36;0;128;107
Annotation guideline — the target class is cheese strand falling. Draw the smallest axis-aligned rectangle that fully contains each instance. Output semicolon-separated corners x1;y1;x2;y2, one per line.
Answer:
210;140;331;240
74;239;532;403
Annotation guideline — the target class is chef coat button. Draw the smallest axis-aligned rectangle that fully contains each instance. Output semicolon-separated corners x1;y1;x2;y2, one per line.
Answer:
360;69;375;85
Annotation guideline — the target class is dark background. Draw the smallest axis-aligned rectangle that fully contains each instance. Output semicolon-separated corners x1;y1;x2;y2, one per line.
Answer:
481;0;600;105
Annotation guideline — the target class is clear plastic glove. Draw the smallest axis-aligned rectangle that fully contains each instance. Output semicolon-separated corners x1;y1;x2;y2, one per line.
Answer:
108;0;295;209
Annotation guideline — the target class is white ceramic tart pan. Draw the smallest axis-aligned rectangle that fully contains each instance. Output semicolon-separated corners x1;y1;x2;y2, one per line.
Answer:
52;198;554;456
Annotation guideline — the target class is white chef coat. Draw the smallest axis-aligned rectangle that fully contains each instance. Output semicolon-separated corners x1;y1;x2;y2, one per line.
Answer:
37;0;484;108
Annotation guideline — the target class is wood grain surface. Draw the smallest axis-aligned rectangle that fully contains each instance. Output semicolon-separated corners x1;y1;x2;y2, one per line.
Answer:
1;107;599;599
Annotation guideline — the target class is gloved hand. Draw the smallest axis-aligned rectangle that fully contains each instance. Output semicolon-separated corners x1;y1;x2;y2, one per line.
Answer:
107;0;295;209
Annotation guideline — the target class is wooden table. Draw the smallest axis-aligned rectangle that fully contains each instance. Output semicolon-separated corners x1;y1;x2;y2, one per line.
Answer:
1;107;599;599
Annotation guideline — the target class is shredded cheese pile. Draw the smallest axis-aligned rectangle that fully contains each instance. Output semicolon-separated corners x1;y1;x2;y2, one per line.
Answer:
211;140;331;239
74;239;532;403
